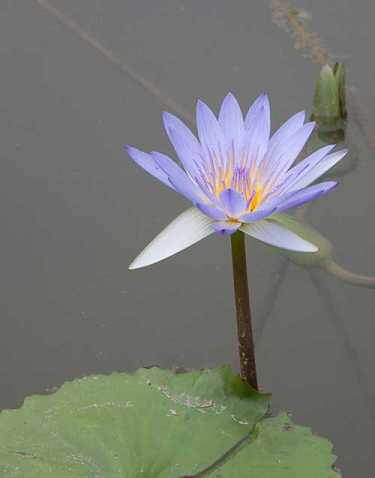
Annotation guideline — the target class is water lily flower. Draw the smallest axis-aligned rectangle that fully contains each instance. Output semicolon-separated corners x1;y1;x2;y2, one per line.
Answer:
126;93;347;269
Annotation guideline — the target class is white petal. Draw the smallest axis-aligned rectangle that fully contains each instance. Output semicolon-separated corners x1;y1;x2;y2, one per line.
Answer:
240;219;318;252
129;208;215;269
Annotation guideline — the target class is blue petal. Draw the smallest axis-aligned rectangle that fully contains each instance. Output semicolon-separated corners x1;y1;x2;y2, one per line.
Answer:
288;148;347;191
274;181;337;213
267;111;305;152
196;99;226;164
196;202;226;221
262;122;315;185
163;112;202;177
151;152;205;203
244;93;271;137
242;94;271;168
219;188;247;217
218;92;244;148
279;144;336;193
240;207;276;223
212;221;240;235
125;145;173;189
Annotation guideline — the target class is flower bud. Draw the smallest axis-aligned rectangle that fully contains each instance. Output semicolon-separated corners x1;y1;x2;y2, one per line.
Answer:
312;63;347;125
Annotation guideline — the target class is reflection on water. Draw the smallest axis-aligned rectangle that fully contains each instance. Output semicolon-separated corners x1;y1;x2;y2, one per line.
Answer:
271;0;330;65
35;0;195;126
1;1;374;476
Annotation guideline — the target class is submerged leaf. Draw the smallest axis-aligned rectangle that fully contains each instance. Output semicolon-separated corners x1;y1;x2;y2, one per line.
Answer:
0;367;339;477
270;214;333;267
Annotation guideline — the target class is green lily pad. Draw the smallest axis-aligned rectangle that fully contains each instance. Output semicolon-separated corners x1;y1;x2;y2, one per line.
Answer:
0;367;339;477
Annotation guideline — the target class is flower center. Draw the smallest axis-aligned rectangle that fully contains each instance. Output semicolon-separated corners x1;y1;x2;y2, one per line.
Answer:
205;152;265;212
213;169;264;212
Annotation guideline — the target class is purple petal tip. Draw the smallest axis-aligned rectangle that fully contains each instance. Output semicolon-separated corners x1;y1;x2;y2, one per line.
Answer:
125;144;137;156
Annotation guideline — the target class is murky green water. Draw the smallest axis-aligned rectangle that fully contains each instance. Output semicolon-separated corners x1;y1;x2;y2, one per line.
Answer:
1;1;374;475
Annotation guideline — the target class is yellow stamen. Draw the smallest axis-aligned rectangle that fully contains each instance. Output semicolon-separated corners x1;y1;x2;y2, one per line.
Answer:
249;186;263;211
214;168;233;197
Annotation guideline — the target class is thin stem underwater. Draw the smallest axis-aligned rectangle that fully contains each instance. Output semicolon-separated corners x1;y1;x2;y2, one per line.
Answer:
230;231;258;390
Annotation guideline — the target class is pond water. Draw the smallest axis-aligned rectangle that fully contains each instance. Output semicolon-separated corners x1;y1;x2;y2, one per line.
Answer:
1;1;374;475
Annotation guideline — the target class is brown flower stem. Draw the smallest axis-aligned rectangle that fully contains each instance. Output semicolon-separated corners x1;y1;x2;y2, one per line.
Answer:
230;231;258;390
